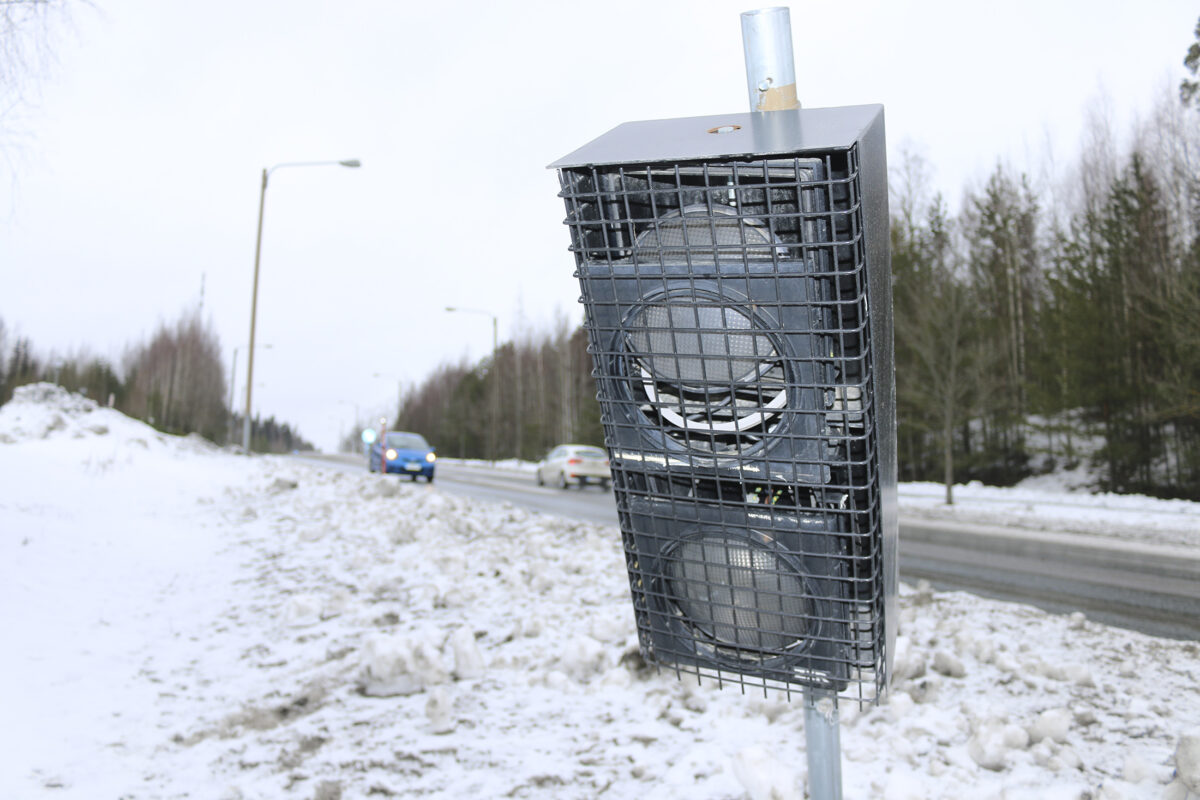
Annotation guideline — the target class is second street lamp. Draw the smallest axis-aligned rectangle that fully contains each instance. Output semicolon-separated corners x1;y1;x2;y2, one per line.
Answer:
242;159;360;453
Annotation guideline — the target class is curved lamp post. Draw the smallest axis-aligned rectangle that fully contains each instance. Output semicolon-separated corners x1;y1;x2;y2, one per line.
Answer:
242;159;360;452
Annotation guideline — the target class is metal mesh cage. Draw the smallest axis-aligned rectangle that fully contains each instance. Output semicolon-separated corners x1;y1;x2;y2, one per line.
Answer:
553;108;895;705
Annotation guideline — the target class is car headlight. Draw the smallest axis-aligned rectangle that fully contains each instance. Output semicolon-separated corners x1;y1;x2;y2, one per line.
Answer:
385;448;398;460
425;452;437;463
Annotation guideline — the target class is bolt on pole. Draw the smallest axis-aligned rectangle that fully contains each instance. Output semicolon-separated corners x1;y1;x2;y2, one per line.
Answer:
741;7;799;112
741;7;842;800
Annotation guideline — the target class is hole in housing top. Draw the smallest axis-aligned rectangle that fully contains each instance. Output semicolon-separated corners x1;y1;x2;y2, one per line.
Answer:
707;124;742;135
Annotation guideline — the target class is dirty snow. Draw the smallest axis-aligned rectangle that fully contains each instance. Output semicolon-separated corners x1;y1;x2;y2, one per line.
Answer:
2;384;1199;799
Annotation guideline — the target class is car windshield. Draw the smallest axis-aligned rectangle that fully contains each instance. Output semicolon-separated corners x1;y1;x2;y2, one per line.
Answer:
574;447;606;459
385;433;429;450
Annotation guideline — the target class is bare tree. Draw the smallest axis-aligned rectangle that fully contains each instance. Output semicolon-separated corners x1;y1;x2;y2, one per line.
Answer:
123;308;227;441
1135;87;1200;257
1;0;76;170
891;149;992;504
1;1;61;90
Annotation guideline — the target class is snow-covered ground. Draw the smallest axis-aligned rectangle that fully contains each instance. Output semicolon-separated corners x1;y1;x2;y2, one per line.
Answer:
2;384;1199;799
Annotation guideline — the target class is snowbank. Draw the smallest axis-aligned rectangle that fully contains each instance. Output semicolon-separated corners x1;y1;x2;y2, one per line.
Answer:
2;385;1198;799
899;480;1199;549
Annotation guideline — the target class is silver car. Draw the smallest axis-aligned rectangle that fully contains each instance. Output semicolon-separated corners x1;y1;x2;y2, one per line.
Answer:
535;444;611;489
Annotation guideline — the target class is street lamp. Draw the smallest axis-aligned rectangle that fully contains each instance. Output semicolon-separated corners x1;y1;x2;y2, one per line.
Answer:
444;306;500;461
242;159;360;453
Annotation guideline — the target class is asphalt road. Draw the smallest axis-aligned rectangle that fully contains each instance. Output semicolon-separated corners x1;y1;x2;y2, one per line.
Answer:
301;455;1200;641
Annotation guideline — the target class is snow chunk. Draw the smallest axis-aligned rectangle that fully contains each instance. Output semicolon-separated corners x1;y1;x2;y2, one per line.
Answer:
932;650;966;678
892;636;926;682
283;594;323;627
449;627;485;680
731;745;803;800
425;686;455;734
357;632;448;696
1176;731;1200;792
268;477;299;493
1054;745;1082;771
968;719;1030;771
1122;752;1153;784
559;635;608;682
887;691;915;722
588;612;629;644
1063;663;1095;687
880;769;933;800
1029;707;1073;744
1163;781;1193;800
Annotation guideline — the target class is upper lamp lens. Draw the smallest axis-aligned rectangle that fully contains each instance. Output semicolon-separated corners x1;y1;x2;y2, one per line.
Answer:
632;203;778;262
628;303;776;386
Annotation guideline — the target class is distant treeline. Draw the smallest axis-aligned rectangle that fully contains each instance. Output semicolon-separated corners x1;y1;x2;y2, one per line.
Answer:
0;309;313;454
381;74;1200;501
361;317;604;462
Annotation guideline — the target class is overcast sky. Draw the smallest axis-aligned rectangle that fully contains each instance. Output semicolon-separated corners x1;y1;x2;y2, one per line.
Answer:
3;0;1196;452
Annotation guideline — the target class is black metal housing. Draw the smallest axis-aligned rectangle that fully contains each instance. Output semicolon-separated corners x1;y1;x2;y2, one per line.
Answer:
552;105;896;703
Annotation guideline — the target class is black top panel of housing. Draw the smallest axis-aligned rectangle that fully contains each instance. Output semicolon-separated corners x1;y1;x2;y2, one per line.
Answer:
549;105;884;169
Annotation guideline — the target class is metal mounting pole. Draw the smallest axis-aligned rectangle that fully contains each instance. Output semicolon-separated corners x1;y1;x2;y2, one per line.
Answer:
741;8;841;799
804;689;843;800
740;7;799;112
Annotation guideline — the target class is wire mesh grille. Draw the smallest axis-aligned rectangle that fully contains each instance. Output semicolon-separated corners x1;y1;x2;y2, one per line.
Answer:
558;146;888;705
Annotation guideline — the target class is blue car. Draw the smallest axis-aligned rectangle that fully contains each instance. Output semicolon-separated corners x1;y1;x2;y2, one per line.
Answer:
368;431;436;482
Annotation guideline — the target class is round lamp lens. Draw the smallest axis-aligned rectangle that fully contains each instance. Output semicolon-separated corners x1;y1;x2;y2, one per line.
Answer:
628;303;776;386
665;532;809;657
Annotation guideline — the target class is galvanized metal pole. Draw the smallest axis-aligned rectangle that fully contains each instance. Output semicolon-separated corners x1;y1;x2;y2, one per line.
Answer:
804;689;843;800
740;7;799;112
742;8;842;800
